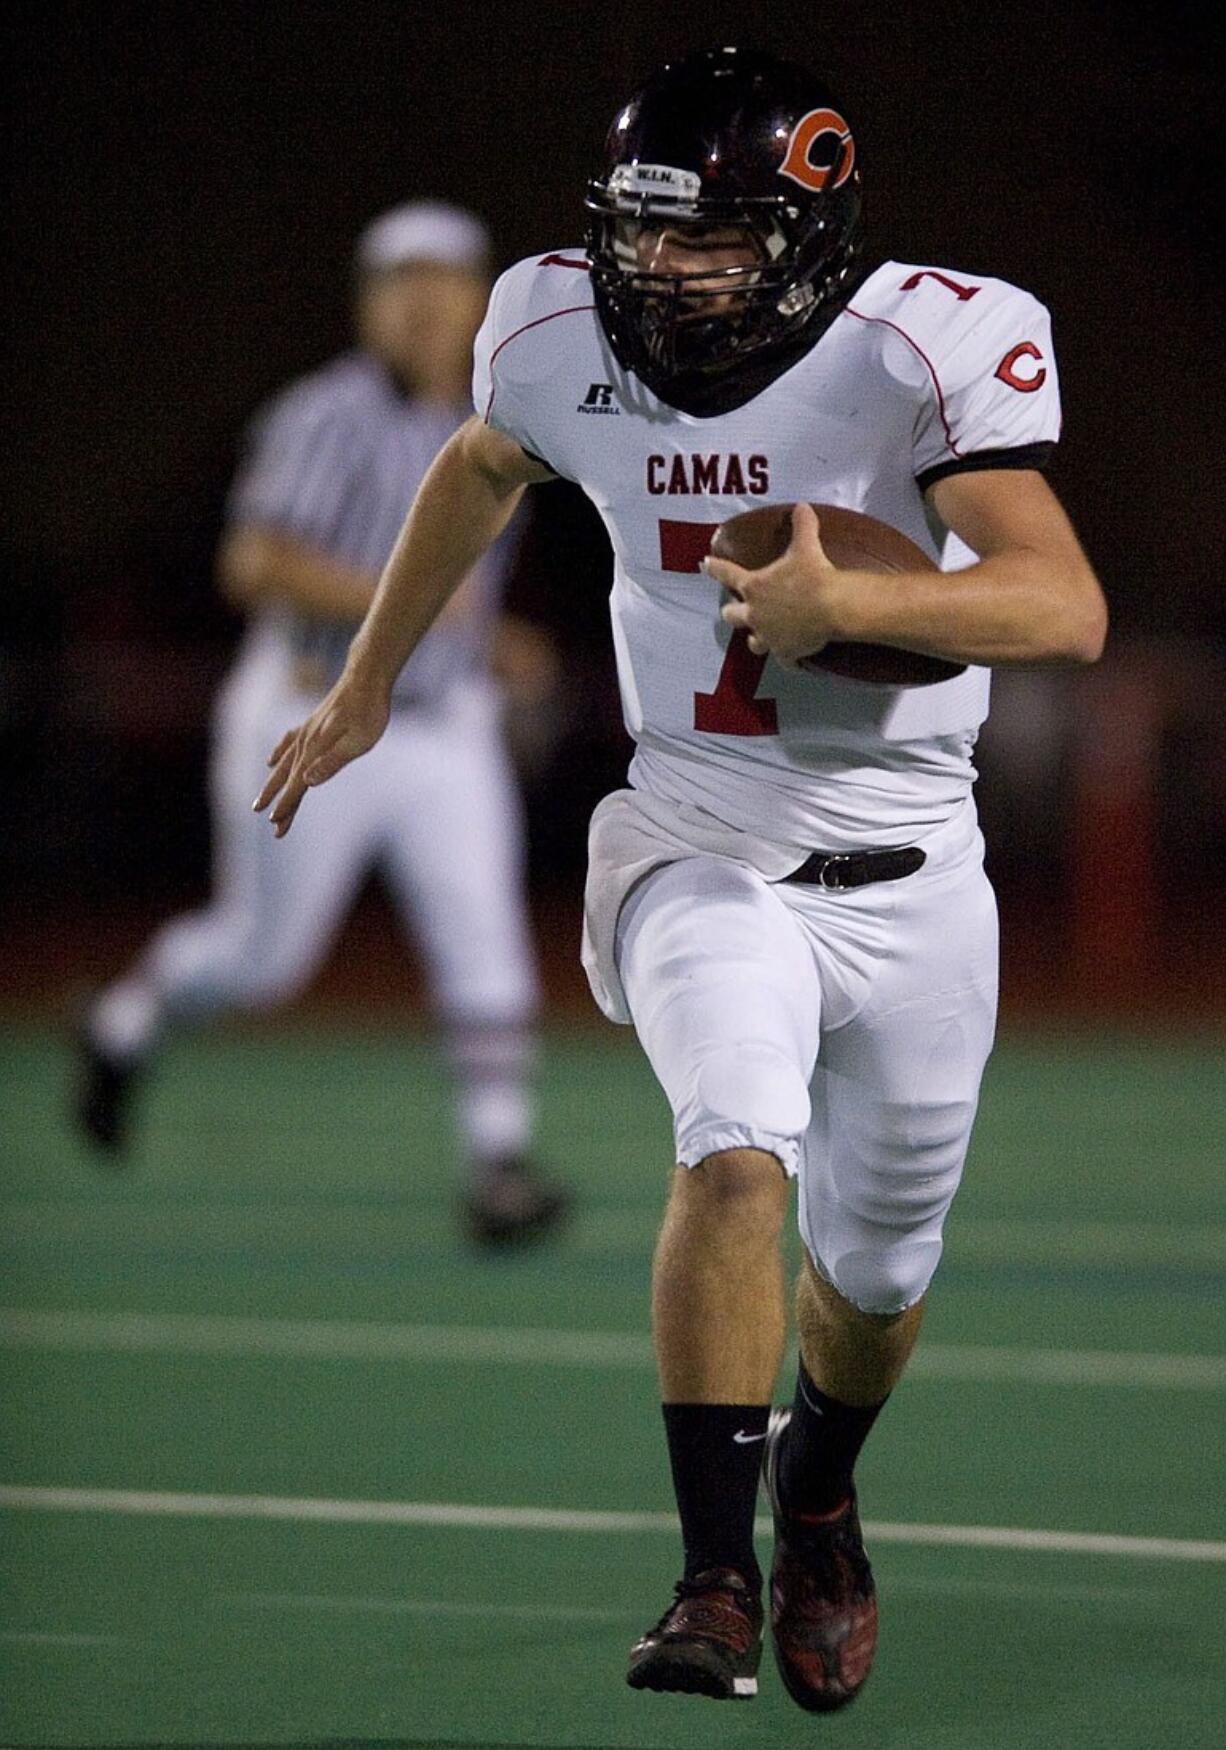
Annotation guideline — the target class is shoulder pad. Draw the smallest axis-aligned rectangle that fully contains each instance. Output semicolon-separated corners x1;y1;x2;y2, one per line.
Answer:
849;262;1051;393
488;249;592;335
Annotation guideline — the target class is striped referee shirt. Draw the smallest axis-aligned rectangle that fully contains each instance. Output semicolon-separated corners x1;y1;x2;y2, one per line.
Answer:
227;352;511;707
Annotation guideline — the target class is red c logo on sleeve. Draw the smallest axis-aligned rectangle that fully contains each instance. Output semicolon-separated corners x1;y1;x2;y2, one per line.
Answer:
995;342;1047;392
779;109;855;192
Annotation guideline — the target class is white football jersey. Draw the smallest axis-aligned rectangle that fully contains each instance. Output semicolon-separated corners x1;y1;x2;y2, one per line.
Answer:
472;253;1062;851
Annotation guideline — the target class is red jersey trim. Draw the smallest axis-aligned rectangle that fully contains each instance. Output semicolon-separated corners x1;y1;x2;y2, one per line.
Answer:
483;304;597;423
538;253;590;270
844;305;962;458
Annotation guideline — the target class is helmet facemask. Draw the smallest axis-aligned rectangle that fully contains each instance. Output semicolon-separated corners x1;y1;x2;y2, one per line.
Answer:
586;185;862;415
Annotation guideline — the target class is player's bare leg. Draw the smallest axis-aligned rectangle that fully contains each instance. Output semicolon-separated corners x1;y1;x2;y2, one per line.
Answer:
628;1146;787;1701
652;1148;790;1401
763;1254;924;1713
795;1252;924;1405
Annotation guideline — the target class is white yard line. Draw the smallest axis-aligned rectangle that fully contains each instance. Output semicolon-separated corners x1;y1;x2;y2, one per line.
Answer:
3;1206;1224;1268
1;1306;1222;1390
0;1307;649;1368
2;1486;1223;1564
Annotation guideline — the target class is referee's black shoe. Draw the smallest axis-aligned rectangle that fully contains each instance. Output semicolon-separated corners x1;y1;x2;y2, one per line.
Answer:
461;1156;572;1247
72;1025;140;1158
627;1568;763;1700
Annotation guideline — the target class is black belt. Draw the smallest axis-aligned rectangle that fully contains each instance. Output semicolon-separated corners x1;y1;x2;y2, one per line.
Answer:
782;845;926;890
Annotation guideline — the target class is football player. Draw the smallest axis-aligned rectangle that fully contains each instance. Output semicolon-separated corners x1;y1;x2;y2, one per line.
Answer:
255;50;1106;1708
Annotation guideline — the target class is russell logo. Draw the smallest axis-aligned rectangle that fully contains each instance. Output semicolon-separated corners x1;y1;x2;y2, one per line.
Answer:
578;383;620;415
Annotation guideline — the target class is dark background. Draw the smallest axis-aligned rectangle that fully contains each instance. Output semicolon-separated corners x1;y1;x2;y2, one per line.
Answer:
3;0;1224;1018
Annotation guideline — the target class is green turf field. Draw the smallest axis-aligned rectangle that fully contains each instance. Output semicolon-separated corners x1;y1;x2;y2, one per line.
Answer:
2;1020;1224;1748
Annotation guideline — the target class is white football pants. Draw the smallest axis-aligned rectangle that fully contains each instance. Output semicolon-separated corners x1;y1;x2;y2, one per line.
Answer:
614;806;998;1314
134;664;539;1033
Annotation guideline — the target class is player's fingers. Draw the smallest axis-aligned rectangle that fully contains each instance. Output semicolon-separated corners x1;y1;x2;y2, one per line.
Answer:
790;501;832;567
253;743;299;813
702;554;747;598
295;704;358;776
267;765;311;837
266;727;299;768
747;633;769;657
720;598;751;630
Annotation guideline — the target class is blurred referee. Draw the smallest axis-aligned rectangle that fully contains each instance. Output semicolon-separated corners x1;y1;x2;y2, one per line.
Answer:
74;200;570;1246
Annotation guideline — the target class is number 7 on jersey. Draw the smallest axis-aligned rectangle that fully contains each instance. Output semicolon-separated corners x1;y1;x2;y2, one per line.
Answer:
658;517;779;737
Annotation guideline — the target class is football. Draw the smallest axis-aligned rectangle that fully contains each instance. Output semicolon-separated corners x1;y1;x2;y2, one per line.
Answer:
710;503;965;686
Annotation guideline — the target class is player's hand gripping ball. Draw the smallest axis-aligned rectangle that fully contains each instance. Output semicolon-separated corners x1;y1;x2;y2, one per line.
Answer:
711;503;965;685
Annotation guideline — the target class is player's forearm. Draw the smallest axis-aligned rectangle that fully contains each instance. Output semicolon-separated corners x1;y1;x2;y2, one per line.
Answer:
834;548;1108;667
218;527;377;622
345;427;525;691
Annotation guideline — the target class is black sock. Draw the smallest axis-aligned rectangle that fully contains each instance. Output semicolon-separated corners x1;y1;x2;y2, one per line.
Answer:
661;1403;769;1588
778;1361;888;1518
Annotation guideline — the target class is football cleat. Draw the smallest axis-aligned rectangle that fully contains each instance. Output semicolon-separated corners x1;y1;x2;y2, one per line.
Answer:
763;1405;878;1711
627;1567;763;1700
460;1156;572;1247
72;1025;140;1159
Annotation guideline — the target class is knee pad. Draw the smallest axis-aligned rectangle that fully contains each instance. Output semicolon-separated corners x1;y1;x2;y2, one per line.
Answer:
805;1107;967;1314
691;1040;812;1138
821;1236;945;1317
674;1040;811;1172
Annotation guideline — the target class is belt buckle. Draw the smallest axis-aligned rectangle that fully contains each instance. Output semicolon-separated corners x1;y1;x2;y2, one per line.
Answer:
818;854;855;890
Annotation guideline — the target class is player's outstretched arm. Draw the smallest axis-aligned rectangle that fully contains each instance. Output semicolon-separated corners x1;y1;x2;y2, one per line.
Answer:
253;417;552;836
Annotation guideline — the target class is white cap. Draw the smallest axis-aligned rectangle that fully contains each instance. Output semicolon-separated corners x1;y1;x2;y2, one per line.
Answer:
355;200;491;275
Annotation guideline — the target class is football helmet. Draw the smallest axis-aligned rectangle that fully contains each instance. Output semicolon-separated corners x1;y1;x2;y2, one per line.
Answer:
585;46;864;416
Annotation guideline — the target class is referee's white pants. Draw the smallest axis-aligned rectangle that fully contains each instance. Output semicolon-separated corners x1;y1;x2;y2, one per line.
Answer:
614;807;998;1315
140;676;538;1030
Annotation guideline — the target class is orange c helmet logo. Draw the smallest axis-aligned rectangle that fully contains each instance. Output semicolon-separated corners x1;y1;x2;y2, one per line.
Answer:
779;108;855;193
